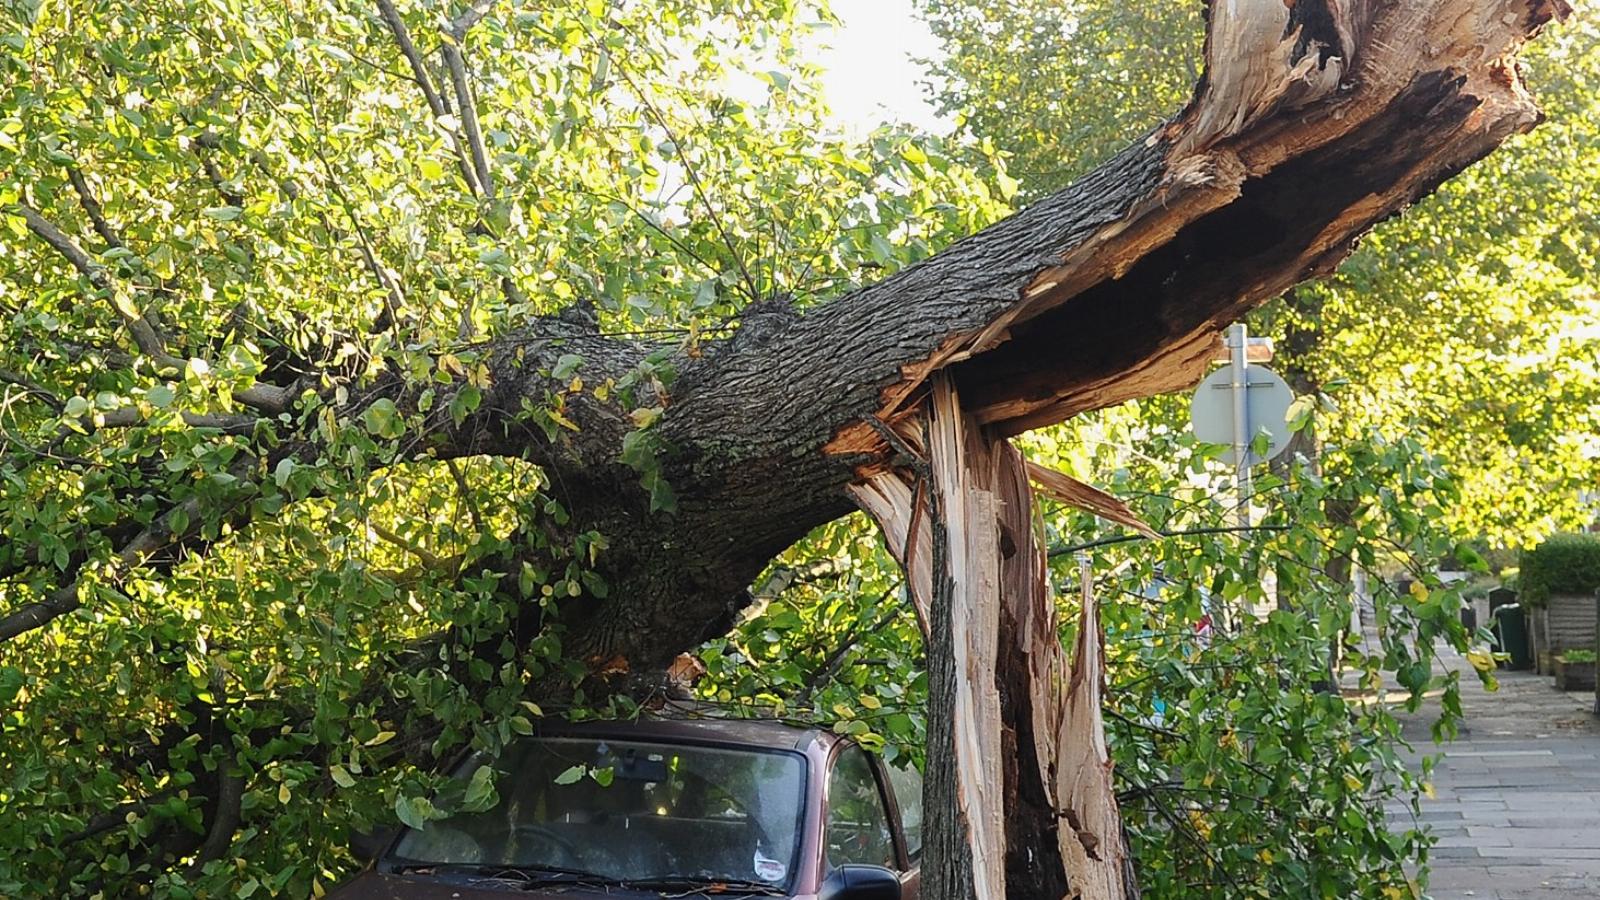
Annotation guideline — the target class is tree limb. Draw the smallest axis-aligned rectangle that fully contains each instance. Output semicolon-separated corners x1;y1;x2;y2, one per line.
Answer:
11;201;167;359
440;42;493;198
184;771;244;876
0;457;257;641
10;202;296;415
448;0;496;39
65;167;125;250
374;0;483;194
0;368;64;412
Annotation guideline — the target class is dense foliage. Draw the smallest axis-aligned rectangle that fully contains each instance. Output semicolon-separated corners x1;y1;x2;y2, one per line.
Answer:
0;0;1566;898
1519;532;1600;606
0;0;1006;895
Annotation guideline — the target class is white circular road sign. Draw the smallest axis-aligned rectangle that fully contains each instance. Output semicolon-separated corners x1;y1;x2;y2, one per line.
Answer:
1189;364;1295;466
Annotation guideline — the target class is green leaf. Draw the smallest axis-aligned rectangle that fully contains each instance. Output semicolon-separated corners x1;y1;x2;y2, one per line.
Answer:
0;666;23;705
363;398;404;439
553;765;585;786
145;385;175;409
394;794;436;830
552;354;584;380
330;765;355;788
1286;394;1316;433
462;765;496;811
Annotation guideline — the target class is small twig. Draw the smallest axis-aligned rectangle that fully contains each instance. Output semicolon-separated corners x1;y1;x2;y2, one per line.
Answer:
306;123;407;343
610;59;760;302
444;457;488;534
0;368;64;412
66;167;125;249
368;520;442;567
794;588;901;706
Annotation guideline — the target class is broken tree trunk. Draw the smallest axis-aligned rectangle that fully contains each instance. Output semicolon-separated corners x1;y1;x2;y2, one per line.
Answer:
9;0;1557;678
851;376;1139;899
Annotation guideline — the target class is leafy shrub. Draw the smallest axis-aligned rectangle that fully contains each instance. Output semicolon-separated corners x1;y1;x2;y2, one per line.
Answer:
1520;534;1600;607
1559;649;1597;664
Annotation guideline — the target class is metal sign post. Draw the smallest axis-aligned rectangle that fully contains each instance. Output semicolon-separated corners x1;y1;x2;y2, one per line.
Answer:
1227;323;1252;530
1191;325;1296;624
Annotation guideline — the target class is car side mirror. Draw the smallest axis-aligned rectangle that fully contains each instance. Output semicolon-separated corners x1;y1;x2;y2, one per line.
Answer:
818;864;901;900
349;827;394;864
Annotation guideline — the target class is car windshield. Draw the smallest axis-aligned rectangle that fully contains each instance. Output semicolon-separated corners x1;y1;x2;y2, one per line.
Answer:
391;737;807;889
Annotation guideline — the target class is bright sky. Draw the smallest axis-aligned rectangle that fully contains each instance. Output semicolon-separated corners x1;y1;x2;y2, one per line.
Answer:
814;0;950;136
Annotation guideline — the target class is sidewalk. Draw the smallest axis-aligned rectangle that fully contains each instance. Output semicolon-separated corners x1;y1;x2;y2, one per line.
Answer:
1383;639;1600;899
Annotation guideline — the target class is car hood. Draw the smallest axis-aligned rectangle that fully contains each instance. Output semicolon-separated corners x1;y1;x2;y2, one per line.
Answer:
328;871;805;900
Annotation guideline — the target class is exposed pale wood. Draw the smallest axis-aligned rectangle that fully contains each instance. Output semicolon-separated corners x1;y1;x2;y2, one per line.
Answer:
847;475;933;634
926;378;1007;900
853;383;1140;899
1057;557;1134;897
1026;461;1160;539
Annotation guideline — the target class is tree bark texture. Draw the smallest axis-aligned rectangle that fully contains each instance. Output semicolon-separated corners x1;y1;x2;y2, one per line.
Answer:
431;0;1562;678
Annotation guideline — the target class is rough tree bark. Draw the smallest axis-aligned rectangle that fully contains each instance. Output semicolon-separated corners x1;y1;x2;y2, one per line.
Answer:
2;0;1566;896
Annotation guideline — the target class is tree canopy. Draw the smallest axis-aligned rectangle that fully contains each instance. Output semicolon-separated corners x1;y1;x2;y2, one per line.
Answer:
0;0;1573;897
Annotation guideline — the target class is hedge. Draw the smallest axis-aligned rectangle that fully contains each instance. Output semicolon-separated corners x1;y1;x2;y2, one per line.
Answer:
1520;532;1600;607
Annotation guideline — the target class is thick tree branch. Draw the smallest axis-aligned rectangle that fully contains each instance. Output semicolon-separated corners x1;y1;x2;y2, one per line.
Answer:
12;202;167;359
10;203;295;415
374;0;483;194
65;167;125;250
184;771;244;876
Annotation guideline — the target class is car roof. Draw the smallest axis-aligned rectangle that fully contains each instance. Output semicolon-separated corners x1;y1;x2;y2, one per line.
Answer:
533;702;836;753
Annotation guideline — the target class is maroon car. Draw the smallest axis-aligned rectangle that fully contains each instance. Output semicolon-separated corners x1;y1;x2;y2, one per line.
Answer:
329;716;922;899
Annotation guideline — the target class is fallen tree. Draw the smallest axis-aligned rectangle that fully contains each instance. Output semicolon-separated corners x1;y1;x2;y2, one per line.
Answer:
0;0;1566;895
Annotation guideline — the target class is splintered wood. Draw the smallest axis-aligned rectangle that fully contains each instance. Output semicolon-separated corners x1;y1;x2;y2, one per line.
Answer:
849;375;1136;899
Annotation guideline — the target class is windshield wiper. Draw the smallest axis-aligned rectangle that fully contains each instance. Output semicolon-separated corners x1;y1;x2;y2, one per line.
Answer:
393;862;608;883
392;863;785;895
610;876;786;896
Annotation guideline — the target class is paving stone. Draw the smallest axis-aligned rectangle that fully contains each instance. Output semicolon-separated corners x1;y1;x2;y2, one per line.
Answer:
1374;630;1600;897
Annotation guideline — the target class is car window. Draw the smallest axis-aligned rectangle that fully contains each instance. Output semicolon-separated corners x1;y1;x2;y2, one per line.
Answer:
825;745;896;870
391;738;806;889
883;761;923;860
